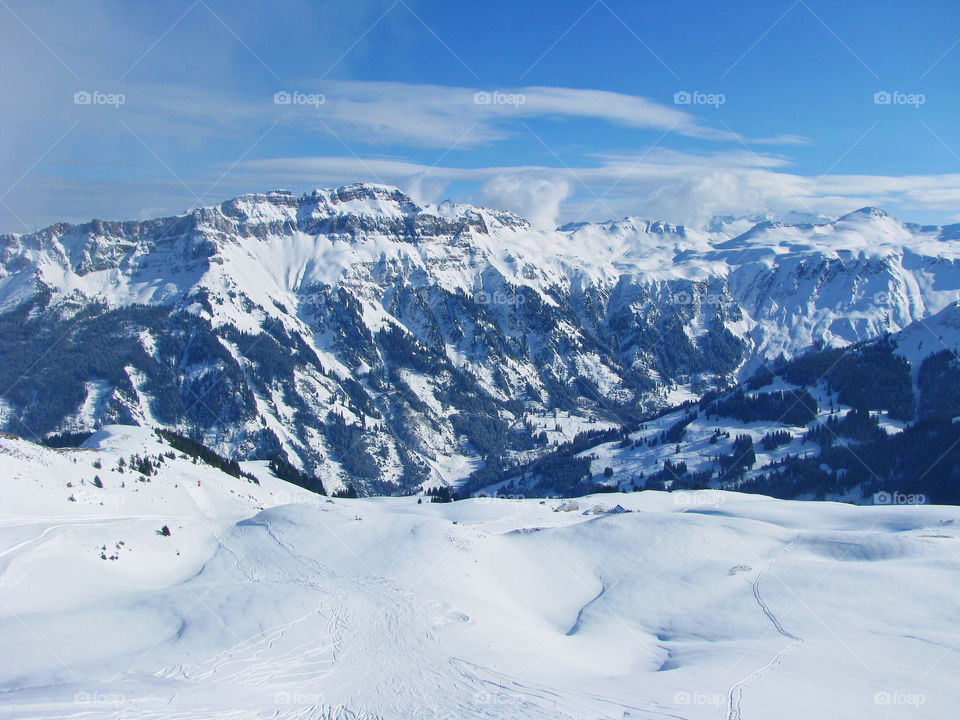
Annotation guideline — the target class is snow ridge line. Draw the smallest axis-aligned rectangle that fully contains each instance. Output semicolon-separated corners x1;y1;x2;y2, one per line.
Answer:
565;582;606;636
726;533;802;720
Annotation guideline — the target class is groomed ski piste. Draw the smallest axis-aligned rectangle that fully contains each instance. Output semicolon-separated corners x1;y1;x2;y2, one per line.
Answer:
1;426;957;719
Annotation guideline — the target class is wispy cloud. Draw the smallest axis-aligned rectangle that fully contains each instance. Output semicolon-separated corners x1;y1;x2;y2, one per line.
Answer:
8;137;960;232
752;134;812;146
0;66;953;231
123;80;746;148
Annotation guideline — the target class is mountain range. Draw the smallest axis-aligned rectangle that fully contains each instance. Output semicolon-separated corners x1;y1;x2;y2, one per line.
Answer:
3;183;960;496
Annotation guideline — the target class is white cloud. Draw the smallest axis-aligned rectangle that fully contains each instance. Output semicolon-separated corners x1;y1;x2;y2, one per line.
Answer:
103;81;744;149
480;175;573;229
752;134;812;146
642;172;772;227
276;81;744;146
510;86;736;141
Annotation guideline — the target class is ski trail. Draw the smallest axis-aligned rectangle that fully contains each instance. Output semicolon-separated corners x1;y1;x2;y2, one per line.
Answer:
453;657;690;720
726;533;802;720
182;479;216;520
0;518;145;582
0;516;159;560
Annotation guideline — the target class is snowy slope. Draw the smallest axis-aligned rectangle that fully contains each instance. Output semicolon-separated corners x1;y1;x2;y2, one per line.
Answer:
498;299;960;504
891;301;960;371
1;428;958;719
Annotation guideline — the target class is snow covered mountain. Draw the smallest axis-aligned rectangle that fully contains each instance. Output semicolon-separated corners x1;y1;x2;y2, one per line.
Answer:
482;301;960;504
2;427;958;719
2;184;960;493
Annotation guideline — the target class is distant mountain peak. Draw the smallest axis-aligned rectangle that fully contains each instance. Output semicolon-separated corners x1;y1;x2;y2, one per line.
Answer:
309;182;417;208
705;210;833;234
840;206;890;221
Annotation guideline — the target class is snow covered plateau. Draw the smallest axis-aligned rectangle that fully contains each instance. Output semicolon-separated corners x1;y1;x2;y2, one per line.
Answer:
1;427;958;719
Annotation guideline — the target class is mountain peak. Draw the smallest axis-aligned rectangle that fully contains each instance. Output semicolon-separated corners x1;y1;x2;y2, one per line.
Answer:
306;183;418;211
840;206;890;221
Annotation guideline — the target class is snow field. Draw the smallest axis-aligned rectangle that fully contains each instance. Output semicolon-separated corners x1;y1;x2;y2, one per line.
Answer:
1;430;958;718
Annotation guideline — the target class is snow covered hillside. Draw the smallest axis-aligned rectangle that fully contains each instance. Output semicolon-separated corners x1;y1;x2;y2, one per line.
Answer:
3;185;960;493
1;428;958;719
478;310;960;504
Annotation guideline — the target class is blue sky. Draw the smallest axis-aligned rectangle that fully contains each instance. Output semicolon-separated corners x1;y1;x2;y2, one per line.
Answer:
3;0;960;230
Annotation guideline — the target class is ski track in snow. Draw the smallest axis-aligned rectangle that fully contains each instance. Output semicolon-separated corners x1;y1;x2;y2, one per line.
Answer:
0;516;156;582
145;514;551;720
726;533;803;720
452;656;693;720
